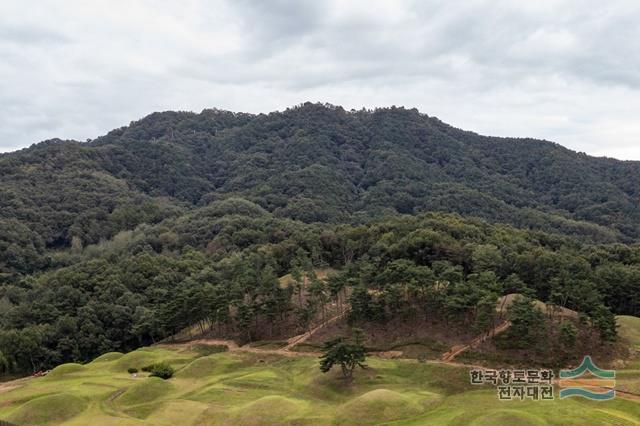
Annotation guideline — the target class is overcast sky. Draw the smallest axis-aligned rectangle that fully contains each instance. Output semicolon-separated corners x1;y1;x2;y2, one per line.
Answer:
1;0;639;159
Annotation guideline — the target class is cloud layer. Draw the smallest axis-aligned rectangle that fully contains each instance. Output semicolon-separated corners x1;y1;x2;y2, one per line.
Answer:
1;0;639;159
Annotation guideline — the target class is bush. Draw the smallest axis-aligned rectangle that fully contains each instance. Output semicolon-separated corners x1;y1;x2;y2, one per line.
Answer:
145;362;174;380
127;368;138;374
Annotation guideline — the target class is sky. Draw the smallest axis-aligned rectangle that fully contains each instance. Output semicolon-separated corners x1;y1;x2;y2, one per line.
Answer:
1;0;639;160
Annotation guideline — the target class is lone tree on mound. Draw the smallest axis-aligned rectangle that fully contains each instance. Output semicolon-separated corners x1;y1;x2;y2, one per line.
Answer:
319;329;367;381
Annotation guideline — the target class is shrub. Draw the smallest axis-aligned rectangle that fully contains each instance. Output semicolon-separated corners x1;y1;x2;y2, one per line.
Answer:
146;362;174;380
127;368;138;374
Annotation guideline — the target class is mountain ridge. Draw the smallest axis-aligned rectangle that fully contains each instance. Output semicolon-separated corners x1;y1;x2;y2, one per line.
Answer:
8;104;635;162
1;102;639;278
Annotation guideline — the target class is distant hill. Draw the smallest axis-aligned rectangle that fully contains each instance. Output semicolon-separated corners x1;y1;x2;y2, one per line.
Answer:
3;104;639;262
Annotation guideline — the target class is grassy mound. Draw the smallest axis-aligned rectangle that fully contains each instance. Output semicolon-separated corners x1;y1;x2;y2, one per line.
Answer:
2;345;639;425
469;410;546;426
45;362;85;379
7;393;87;425
617;315;640;347
176;356;219;379
116;377;175;407
146;400;211;425
176;354;244;379
192;405;231;426
335;389;425;425
232;395;307;425
224;370;288;390
112;349;160;372
91;351;124;363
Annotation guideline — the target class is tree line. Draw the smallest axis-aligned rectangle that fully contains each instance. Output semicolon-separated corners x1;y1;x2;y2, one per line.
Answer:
0;208;633;374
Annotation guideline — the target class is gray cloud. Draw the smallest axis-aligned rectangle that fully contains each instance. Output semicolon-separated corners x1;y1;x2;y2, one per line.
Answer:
0;0;639;159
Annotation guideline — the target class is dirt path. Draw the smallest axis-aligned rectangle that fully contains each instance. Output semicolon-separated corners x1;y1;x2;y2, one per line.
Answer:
173;312;500;371
284;311;347;350
0;377;30;395
186;340;312;358
163;311;348;358
169;311;506;368
441;320;511;362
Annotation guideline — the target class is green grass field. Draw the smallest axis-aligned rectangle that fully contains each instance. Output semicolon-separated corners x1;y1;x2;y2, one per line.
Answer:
1;342;639;426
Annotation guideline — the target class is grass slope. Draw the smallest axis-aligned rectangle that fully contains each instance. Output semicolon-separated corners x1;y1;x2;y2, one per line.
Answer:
0;345;638;425
7;393;88;426
45;363;86;380
616;315;640;387
618;315;640;348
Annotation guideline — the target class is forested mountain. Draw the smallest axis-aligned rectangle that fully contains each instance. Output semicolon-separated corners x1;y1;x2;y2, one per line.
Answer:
1;103;639;373
0;208;635;372
2;103;640;277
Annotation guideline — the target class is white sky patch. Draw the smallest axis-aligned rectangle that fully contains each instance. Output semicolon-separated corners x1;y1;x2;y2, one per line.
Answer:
0;0;639;160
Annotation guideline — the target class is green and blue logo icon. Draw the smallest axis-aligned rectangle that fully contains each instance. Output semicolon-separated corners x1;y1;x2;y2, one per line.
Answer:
559;356;615;400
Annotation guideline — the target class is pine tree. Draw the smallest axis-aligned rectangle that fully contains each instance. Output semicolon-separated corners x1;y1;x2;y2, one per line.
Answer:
319;331;367;381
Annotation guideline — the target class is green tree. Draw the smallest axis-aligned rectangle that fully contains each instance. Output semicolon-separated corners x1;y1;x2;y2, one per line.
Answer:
319;330;367;381
590;304;617;342
471;244;502;273
505;296;547;349
475;293;498;334
348;285;372;322
308;276;328;324
559;321;577;350
0;351;12;374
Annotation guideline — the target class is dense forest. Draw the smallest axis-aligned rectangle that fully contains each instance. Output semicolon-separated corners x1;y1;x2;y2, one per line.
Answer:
1;103;639;373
